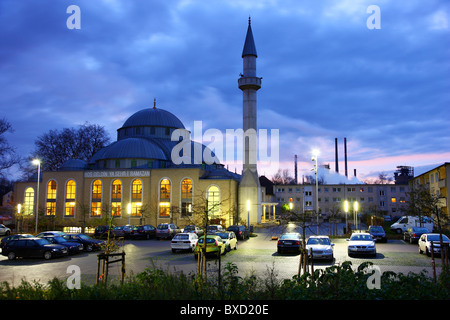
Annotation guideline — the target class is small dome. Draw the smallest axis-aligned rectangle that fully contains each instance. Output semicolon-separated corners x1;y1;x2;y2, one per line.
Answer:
59;159;88;171
89;138;168;163
122;108;185;129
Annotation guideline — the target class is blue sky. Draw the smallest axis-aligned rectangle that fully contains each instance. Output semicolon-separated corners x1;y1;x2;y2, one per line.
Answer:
1;0;449;182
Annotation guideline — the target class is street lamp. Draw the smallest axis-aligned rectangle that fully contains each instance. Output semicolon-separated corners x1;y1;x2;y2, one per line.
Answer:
32;159;41;234
344;200;349;233
353;201;359;231
312;149;319;235
247;200;250;230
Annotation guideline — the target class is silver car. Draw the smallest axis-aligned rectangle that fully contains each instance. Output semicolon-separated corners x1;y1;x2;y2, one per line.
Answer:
306;236;334;261
347;233;376;257
418;233;450;257
0;224;11;236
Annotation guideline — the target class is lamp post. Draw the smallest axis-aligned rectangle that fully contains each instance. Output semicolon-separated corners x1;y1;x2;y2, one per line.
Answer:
32;159;41;234
353;201;359;231
312;149;319;235
127;203;131;225
344;200;349;234
247;200;250;231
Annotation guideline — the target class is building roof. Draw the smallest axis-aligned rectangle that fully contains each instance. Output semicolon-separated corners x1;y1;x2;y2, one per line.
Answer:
242;19;257;57
121;107;185;129
59;159;88;171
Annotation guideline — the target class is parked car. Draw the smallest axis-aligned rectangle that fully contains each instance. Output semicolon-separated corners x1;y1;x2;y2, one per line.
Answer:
347;233;376;257
130;225;156;240
94;225;114;239
0;224;11;236
41;235;84;255
390;215;434;234
112;225;134;238
156;223;181;239
206;225;224;234
62;233;104;252
418;233;450;257
171;233;198;252
36;231;65;237
216;231;238;252
367;225;387;243
227;225;249;240
306;236;334;261
194;235;226;258
1;234;34;249
1;237;68;260
183;225;204;237
277;233;302;254
403;227;429;244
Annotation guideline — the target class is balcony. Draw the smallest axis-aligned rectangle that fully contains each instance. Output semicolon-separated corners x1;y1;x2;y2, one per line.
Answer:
438;178;447;189
238;76;262;90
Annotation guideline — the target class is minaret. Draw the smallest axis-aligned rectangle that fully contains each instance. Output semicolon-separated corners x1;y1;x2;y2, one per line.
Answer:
238;18;262;225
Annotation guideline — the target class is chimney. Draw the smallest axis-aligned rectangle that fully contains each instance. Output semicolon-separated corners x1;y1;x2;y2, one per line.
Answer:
294;155;298;184
354;169;357;178
344;137;348;177
335;138;339;173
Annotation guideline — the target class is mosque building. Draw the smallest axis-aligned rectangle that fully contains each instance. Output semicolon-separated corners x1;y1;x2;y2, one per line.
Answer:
13;20;270;232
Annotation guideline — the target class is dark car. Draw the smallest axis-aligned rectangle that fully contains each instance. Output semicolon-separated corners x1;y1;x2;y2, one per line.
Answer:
277;233;302;254
367;226;387;243
62;233;104;252
0;234;34;249
404;227;429;244
41;235;84;254
112;225;134;238
130;225;156;240
227;225;249;240
94;225;114;239
2;237;68;260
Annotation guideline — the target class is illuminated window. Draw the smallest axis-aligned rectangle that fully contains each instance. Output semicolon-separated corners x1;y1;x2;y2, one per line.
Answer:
111;179;122;217
391;197;397;203
24;187;35;215
112;202;121;217
65;180;76;217
91;180;102;216
159;178;171;217
46;180;57;216
131;179;142;217
181;178;193;217
207;186;220;218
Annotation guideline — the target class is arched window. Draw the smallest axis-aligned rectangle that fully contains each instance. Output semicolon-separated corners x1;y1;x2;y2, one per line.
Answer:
46;180;57;216
159;178;171;217
111;179;122;217
65;180;76;217
181;178;193;217
207;185;220;218
24;187;35;215
91;180;102;216
131;179;142;217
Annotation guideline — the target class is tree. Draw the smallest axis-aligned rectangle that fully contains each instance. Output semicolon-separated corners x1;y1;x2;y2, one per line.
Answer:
27;122;110;172
0;118;20;177
271;169;295;185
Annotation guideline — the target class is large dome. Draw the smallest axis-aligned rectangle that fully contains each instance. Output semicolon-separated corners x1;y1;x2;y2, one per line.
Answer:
122;108;185;129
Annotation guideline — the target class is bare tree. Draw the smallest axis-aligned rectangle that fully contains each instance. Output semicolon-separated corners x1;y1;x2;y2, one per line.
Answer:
271;169;295;185
0;118;20;177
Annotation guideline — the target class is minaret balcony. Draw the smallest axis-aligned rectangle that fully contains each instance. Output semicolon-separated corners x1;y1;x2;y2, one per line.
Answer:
238;76;262;90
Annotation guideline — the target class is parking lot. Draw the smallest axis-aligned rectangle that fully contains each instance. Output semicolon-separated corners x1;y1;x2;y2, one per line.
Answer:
0;226;442;287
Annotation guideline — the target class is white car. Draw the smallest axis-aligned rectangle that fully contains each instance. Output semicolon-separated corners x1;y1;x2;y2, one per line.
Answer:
171;233;198;253
0;224;11;236
306;236;334;261
347;233;377;257
418;233;450;257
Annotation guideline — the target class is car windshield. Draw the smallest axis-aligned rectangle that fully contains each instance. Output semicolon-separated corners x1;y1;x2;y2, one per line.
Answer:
174;234;189;240
78;234;92;240
413;227;429;233
280;234;300;240
51;236;67;244
198;237;221;244
36;238;50;245
369;226;384;232
428;235;450;242
307;237;330;245
216;232;230;239
158;225;168;230
350;234;373;241
184;226;195;231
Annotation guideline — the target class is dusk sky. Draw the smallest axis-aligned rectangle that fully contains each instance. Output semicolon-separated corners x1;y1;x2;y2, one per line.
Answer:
1;0;449;182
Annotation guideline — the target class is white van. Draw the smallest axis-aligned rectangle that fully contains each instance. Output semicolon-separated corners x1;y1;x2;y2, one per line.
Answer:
390;216;434;234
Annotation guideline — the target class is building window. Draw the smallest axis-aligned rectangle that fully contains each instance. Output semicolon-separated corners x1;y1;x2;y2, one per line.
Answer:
131;179;143;217
91;180;102;216
131;159;137;168
115;159;120;168
207;186;220;218
24;187;35;215
111;179;122;217
181;178;193;217
391;197;397;203
46;180;57;216
159;179;171;217
65;180;76;217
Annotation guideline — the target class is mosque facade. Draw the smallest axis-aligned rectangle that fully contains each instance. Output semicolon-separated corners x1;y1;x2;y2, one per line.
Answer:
13;21;266;232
